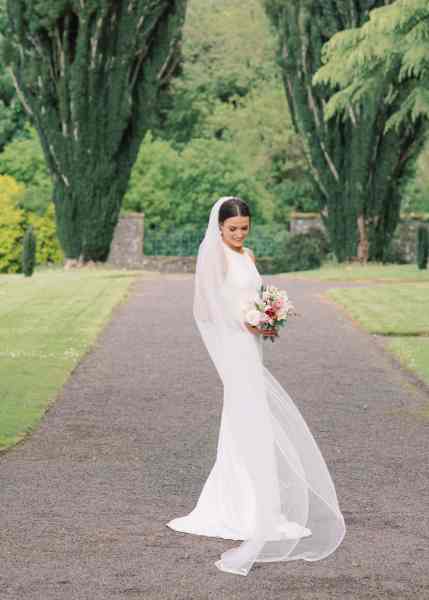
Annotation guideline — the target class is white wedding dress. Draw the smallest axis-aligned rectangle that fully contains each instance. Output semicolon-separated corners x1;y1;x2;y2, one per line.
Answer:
167;240;346;575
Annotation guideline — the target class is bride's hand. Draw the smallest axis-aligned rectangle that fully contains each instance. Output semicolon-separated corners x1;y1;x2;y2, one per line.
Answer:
245;323;278;337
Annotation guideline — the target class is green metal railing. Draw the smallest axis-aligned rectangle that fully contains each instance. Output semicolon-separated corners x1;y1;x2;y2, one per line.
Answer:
143;225;289;257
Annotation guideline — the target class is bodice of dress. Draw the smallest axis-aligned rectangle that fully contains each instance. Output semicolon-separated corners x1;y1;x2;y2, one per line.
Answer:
221;242;262;327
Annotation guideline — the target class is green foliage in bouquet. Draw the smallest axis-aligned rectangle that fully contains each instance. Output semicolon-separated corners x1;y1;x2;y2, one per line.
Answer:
22;224;36;276
416;225;428;270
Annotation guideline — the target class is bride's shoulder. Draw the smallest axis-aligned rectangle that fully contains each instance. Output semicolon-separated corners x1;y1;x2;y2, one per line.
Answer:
245;247;256;263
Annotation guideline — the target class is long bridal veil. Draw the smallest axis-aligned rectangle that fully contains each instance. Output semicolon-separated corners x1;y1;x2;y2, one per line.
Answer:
191;197;346;575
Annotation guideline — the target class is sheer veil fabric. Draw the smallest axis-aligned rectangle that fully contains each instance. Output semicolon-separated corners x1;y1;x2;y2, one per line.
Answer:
166;197;346;575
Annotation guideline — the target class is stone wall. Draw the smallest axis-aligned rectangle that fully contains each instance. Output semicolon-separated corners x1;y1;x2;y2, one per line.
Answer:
392;218;429;262
141;255;197;273
289;211;429;263
289;213;325;235
107;212;144;268
107;213;197;272
107;211;429;270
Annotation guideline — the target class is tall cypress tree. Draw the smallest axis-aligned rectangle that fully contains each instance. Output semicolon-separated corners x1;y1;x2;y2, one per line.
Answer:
264;1;424;262
3;1;187;263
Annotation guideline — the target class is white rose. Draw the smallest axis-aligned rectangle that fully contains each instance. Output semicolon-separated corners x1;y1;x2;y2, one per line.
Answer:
245;308;262;326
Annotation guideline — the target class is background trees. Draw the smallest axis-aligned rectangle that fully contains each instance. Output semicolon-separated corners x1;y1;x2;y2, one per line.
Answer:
1;0;428;270
314;0;429;221
0;0;27;151
315;0;429;134
127;0;314;231
264;0;426;262
3;1;187;263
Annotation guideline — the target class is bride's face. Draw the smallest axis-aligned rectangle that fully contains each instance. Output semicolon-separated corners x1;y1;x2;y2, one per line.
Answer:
220;216;250;250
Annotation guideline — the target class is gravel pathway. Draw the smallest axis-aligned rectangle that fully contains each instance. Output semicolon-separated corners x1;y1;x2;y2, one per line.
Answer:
1;272;428;600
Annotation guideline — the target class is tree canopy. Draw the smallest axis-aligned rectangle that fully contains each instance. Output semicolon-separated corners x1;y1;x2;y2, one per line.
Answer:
2;0;187;262
264;0;425;261
313;0;429;132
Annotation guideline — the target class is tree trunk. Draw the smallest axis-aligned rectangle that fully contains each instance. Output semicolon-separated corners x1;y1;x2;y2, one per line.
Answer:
264;0;423;262
5;1;187;261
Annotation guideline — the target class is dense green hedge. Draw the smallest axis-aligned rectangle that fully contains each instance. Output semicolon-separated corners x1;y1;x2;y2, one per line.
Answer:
271;228;329;273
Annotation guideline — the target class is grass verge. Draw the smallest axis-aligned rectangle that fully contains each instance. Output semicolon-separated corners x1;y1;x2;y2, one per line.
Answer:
284;262;429;283
326;282;429;395
0;268;143;451
283;262;429;408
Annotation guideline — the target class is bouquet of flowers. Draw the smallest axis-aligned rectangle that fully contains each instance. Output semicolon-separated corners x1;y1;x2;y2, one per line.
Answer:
241;284;296;343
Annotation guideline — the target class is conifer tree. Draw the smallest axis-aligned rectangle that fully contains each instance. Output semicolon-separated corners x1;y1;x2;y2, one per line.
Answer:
264;1;425;261
416;225;428;270
22;225;36;276
3;1;187;263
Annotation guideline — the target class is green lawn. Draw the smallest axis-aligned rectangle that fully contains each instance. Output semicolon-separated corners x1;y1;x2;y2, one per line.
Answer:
327;283;429;336
284;262;429;404
284;262;429;283
388;336;429;397
326;281;429;396
0;268;143;451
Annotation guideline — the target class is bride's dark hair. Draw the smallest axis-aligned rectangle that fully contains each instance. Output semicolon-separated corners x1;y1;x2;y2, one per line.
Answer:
218;197;251;226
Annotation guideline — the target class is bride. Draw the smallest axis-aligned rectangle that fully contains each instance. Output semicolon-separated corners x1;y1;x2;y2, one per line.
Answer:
166;196;346;576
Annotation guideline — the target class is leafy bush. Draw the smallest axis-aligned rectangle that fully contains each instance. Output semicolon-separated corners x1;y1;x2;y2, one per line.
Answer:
305;226;330;258
124;133;271;232
0;127;53;214
22;225;36;276
272;232;323;273
28;204;63;265
271;180;318;218
417;225;428;270
382;239;408;265
0;175;62;272
254;255;277;274
245;223;289;258
0;175;27;272
400;125;429;215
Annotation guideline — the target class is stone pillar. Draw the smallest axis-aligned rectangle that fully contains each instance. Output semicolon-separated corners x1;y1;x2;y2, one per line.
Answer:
289;212;326;234
393;218;429;262
107;212;144;268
